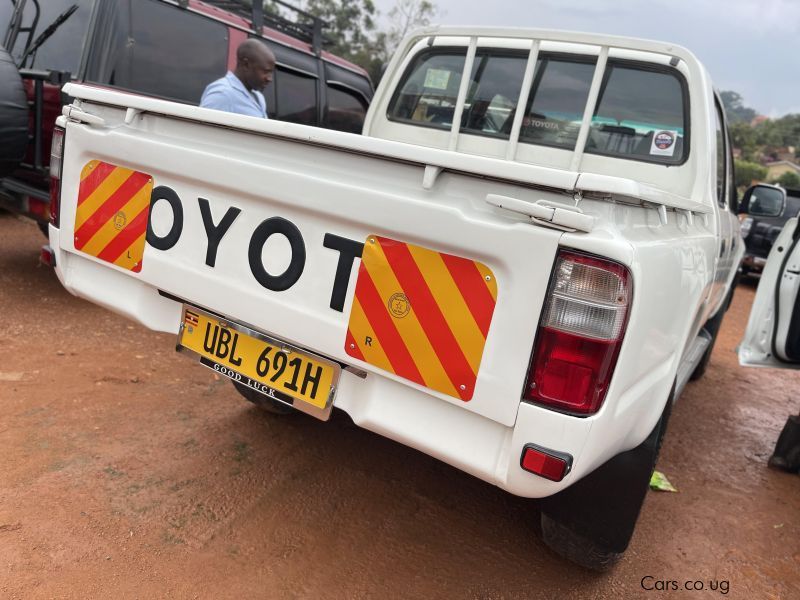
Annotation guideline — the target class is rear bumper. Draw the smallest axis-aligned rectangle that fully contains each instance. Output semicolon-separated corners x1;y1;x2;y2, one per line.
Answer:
50;225;672;499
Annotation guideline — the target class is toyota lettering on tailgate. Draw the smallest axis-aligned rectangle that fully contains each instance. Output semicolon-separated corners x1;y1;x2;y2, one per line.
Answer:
73;163;499;400
139;183;365;313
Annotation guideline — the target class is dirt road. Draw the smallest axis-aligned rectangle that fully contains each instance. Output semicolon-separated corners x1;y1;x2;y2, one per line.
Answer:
1;212;798;598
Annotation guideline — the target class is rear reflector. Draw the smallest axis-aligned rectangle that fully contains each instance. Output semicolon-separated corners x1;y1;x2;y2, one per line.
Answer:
524;250;631;415
40;245;56;268
520;444;572;482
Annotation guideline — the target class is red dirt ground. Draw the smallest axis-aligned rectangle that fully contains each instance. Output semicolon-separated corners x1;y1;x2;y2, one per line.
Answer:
1;212;798;598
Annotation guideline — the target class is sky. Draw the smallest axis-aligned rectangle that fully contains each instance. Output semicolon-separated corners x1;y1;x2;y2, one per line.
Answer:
374;0;800;118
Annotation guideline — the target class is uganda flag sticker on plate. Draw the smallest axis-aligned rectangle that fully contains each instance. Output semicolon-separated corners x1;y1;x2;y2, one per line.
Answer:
74;160;154;273
345;235;498;401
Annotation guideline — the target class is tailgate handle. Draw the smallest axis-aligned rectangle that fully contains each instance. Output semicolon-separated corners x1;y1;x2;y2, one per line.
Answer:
485;194;594;232
62;105;106;127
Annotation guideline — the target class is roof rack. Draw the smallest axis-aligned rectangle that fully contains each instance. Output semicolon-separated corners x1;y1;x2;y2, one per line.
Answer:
191;0;329;55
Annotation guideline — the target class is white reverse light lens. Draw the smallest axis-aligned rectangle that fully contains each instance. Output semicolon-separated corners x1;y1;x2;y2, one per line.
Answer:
50;128;65;179
543;254;630;340
553;258;628;305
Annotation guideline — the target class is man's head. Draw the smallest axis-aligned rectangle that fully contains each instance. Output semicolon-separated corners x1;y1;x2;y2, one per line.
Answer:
234;39;276;92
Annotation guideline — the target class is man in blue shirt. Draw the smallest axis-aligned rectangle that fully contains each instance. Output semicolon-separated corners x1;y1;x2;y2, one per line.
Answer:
201;39;276;118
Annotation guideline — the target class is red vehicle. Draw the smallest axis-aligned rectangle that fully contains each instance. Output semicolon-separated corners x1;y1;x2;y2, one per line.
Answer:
0;0;373;232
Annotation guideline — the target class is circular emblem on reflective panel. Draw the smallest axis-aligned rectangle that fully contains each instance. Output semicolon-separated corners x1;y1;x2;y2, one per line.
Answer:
388;293;410;318
113;211;127;230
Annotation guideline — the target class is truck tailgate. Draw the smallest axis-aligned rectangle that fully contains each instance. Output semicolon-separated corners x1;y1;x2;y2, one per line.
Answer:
56;99;563;427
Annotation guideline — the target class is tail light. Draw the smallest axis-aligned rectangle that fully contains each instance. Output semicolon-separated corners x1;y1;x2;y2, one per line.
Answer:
49;126;65;228
523;250;631;415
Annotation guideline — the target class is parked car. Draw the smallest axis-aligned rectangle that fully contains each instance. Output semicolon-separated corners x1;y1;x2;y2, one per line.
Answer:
49;26;741;570
738;183;800;277
0;0;373;231
739;198;800;471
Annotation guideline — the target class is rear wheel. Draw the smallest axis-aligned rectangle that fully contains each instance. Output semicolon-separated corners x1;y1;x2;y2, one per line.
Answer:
0;48;29;179
539;391;673;571
231;380;294;415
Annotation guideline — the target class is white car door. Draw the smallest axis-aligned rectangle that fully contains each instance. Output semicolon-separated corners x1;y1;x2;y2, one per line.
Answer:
739;215;800;368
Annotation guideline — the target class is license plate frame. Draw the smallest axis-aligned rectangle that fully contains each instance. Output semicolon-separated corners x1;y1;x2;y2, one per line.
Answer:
176;304;340;421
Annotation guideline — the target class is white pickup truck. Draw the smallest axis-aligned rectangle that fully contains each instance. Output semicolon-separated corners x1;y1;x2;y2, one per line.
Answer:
47;27;742;569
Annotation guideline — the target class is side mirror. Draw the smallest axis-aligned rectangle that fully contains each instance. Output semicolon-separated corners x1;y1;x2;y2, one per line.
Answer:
741;184;785;217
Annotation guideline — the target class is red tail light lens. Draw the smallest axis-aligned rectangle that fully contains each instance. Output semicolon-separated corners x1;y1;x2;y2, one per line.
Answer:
49;126;65;228
49;177;61;228
523;250;631;415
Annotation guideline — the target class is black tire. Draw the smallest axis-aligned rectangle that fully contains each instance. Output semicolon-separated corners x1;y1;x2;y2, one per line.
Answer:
539;394;673;571
540;512;622;571
231;380;294;415
0;48;29;179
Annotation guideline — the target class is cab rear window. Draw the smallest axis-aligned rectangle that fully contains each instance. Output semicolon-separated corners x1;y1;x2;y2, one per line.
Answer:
389;51;467;128
587;63;688;165
388;49;689;165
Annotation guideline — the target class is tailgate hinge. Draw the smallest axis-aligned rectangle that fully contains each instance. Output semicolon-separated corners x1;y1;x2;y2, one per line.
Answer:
485;194;595;233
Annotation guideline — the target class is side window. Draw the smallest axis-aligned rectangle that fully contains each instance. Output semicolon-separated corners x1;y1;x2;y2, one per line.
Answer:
325;85;367;133
588;64;687;164
461;54;527;137
714;103;727;207
727;127;737;213
274;68;317;125
519;57;596;150
388;51;466;128
85;0;228;103
8;0;96;74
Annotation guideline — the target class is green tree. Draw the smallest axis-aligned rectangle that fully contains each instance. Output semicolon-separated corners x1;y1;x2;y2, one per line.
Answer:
729;121;758;161
245;1;441;86
366;0;438;84
301;0;377;61
772;113;800;148
720;90;757;124
772;171;800;188
383;0;437;56
734;160;767;188
753;119;783;148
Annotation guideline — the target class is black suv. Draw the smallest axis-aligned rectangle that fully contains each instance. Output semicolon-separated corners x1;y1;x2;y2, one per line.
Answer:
0;0;373;230
739;183;800;277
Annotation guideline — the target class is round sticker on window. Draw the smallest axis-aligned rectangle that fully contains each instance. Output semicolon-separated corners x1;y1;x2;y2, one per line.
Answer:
654;131;674;150
650;130;679;157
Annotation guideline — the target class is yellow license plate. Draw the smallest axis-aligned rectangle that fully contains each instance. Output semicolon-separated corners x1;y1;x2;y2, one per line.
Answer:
177;306;339;413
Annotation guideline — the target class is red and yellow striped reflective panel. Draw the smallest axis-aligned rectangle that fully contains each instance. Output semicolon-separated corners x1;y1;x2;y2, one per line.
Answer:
74;160;153;273
345;235;498;401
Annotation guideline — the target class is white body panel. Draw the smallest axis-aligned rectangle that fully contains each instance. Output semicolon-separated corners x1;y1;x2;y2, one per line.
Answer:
52;27;742;499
